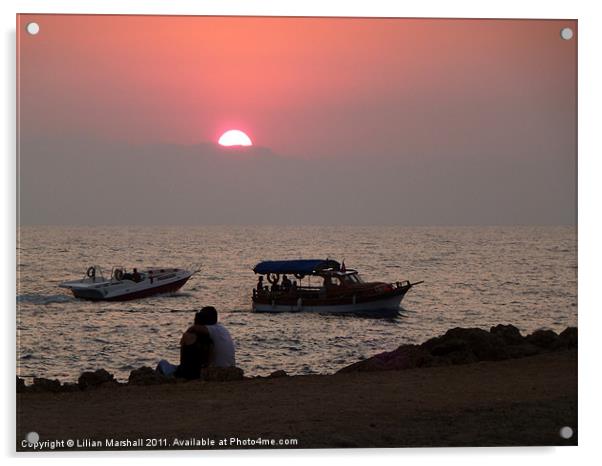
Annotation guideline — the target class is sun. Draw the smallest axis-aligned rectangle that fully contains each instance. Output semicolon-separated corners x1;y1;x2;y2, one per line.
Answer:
218;129;253;147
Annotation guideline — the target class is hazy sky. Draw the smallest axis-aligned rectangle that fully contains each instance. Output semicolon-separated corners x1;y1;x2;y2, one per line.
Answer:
18;15;576;225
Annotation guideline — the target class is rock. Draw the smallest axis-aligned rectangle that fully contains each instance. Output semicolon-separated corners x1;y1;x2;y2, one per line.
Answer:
437;349;479;366
338;357;387;373
341;325;579;374
489;325;536;359
557;327;577;348
505;343;541;359
78;369;115;390
128;366;174;385
377;345;433;370
423;327;509;361
338;345;432;373
526;329;559;350
60;382;81;392
17;377;26;393
490;324;524;345
339;324;577;374
32;377;62;393
428;338;468;356
268;370;288;378
201;366;244;382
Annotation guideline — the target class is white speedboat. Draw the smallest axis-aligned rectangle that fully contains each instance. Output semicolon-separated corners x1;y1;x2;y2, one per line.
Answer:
59;265;198;301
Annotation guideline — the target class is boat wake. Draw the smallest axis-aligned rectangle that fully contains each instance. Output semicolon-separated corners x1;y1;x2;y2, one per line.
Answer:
320;309;404;320
152;291;193;300
17;293;75;305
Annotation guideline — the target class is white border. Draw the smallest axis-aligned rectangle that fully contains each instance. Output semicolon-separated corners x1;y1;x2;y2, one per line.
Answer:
3;0;601;464
0;0;589;18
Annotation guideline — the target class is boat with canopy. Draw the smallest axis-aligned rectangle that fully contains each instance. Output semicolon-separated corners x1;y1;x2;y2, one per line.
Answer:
251;259;421;313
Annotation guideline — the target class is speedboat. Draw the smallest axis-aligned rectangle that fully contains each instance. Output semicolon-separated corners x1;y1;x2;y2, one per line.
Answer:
251;259;422;313
59;265;198;301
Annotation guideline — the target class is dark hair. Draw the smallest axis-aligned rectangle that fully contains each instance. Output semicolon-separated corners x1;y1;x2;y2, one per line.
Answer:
194;306;218;325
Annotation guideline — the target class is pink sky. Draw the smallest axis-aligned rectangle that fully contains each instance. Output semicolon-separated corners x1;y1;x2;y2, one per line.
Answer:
19;16;575;156
17;15;576;225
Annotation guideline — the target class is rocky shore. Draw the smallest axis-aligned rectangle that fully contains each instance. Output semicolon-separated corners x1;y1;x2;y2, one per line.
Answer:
17;365;246;393
338;324;577;373
17;324;577;393
17;324;577;449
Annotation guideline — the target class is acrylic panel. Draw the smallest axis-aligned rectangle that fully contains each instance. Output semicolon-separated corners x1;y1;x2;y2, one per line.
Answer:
16;14;577;451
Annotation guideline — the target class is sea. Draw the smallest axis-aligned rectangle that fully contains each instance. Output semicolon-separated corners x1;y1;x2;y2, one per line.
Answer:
17;225;577;382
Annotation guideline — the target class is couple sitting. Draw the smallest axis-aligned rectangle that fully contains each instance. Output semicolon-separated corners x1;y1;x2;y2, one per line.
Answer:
156;306;235;380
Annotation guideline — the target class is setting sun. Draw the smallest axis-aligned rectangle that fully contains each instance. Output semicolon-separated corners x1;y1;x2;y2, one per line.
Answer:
218;129;253;147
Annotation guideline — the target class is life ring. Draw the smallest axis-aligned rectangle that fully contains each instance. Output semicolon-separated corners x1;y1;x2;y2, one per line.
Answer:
114;269;124;281
86;266;96;278
294;273;305;280
267;273;280;284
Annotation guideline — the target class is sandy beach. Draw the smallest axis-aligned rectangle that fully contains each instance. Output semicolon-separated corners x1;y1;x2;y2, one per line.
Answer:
17;348;577;450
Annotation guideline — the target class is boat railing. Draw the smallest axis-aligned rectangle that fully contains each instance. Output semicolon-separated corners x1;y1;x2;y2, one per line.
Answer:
83;265;106;282
297;285;322;291
156;272;177;281
253;285;322;298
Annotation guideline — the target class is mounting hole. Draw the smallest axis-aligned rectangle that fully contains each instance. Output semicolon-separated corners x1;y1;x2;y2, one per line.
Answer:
26;431;40;444
560;27;573;41
26;22;40;35
559;426;573;439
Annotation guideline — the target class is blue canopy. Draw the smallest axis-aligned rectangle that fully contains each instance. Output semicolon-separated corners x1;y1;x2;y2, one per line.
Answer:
253;259;340;275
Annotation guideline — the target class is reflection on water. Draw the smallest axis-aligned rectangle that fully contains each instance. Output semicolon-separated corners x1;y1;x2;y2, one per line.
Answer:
17;225;577;381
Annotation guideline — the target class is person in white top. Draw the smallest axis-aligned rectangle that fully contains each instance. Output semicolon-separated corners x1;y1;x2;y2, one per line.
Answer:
190;306;235;368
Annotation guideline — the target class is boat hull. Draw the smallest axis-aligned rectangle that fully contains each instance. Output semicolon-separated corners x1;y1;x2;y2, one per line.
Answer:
64;274;192;301
252;286;410;313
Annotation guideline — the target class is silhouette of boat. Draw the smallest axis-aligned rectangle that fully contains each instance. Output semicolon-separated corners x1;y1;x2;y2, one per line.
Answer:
251;259;422;313
59;265;198;301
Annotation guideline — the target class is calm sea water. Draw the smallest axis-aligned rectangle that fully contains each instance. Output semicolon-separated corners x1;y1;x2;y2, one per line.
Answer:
17;226;577;382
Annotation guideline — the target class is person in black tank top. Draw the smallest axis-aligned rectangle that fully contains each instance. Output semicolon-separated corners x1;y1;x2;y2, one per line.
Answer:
174;311;213;380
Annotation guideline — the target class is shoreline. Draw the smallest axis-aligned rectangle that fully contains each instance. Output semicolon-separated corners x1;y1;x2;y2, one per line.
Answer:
17;325;578;450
